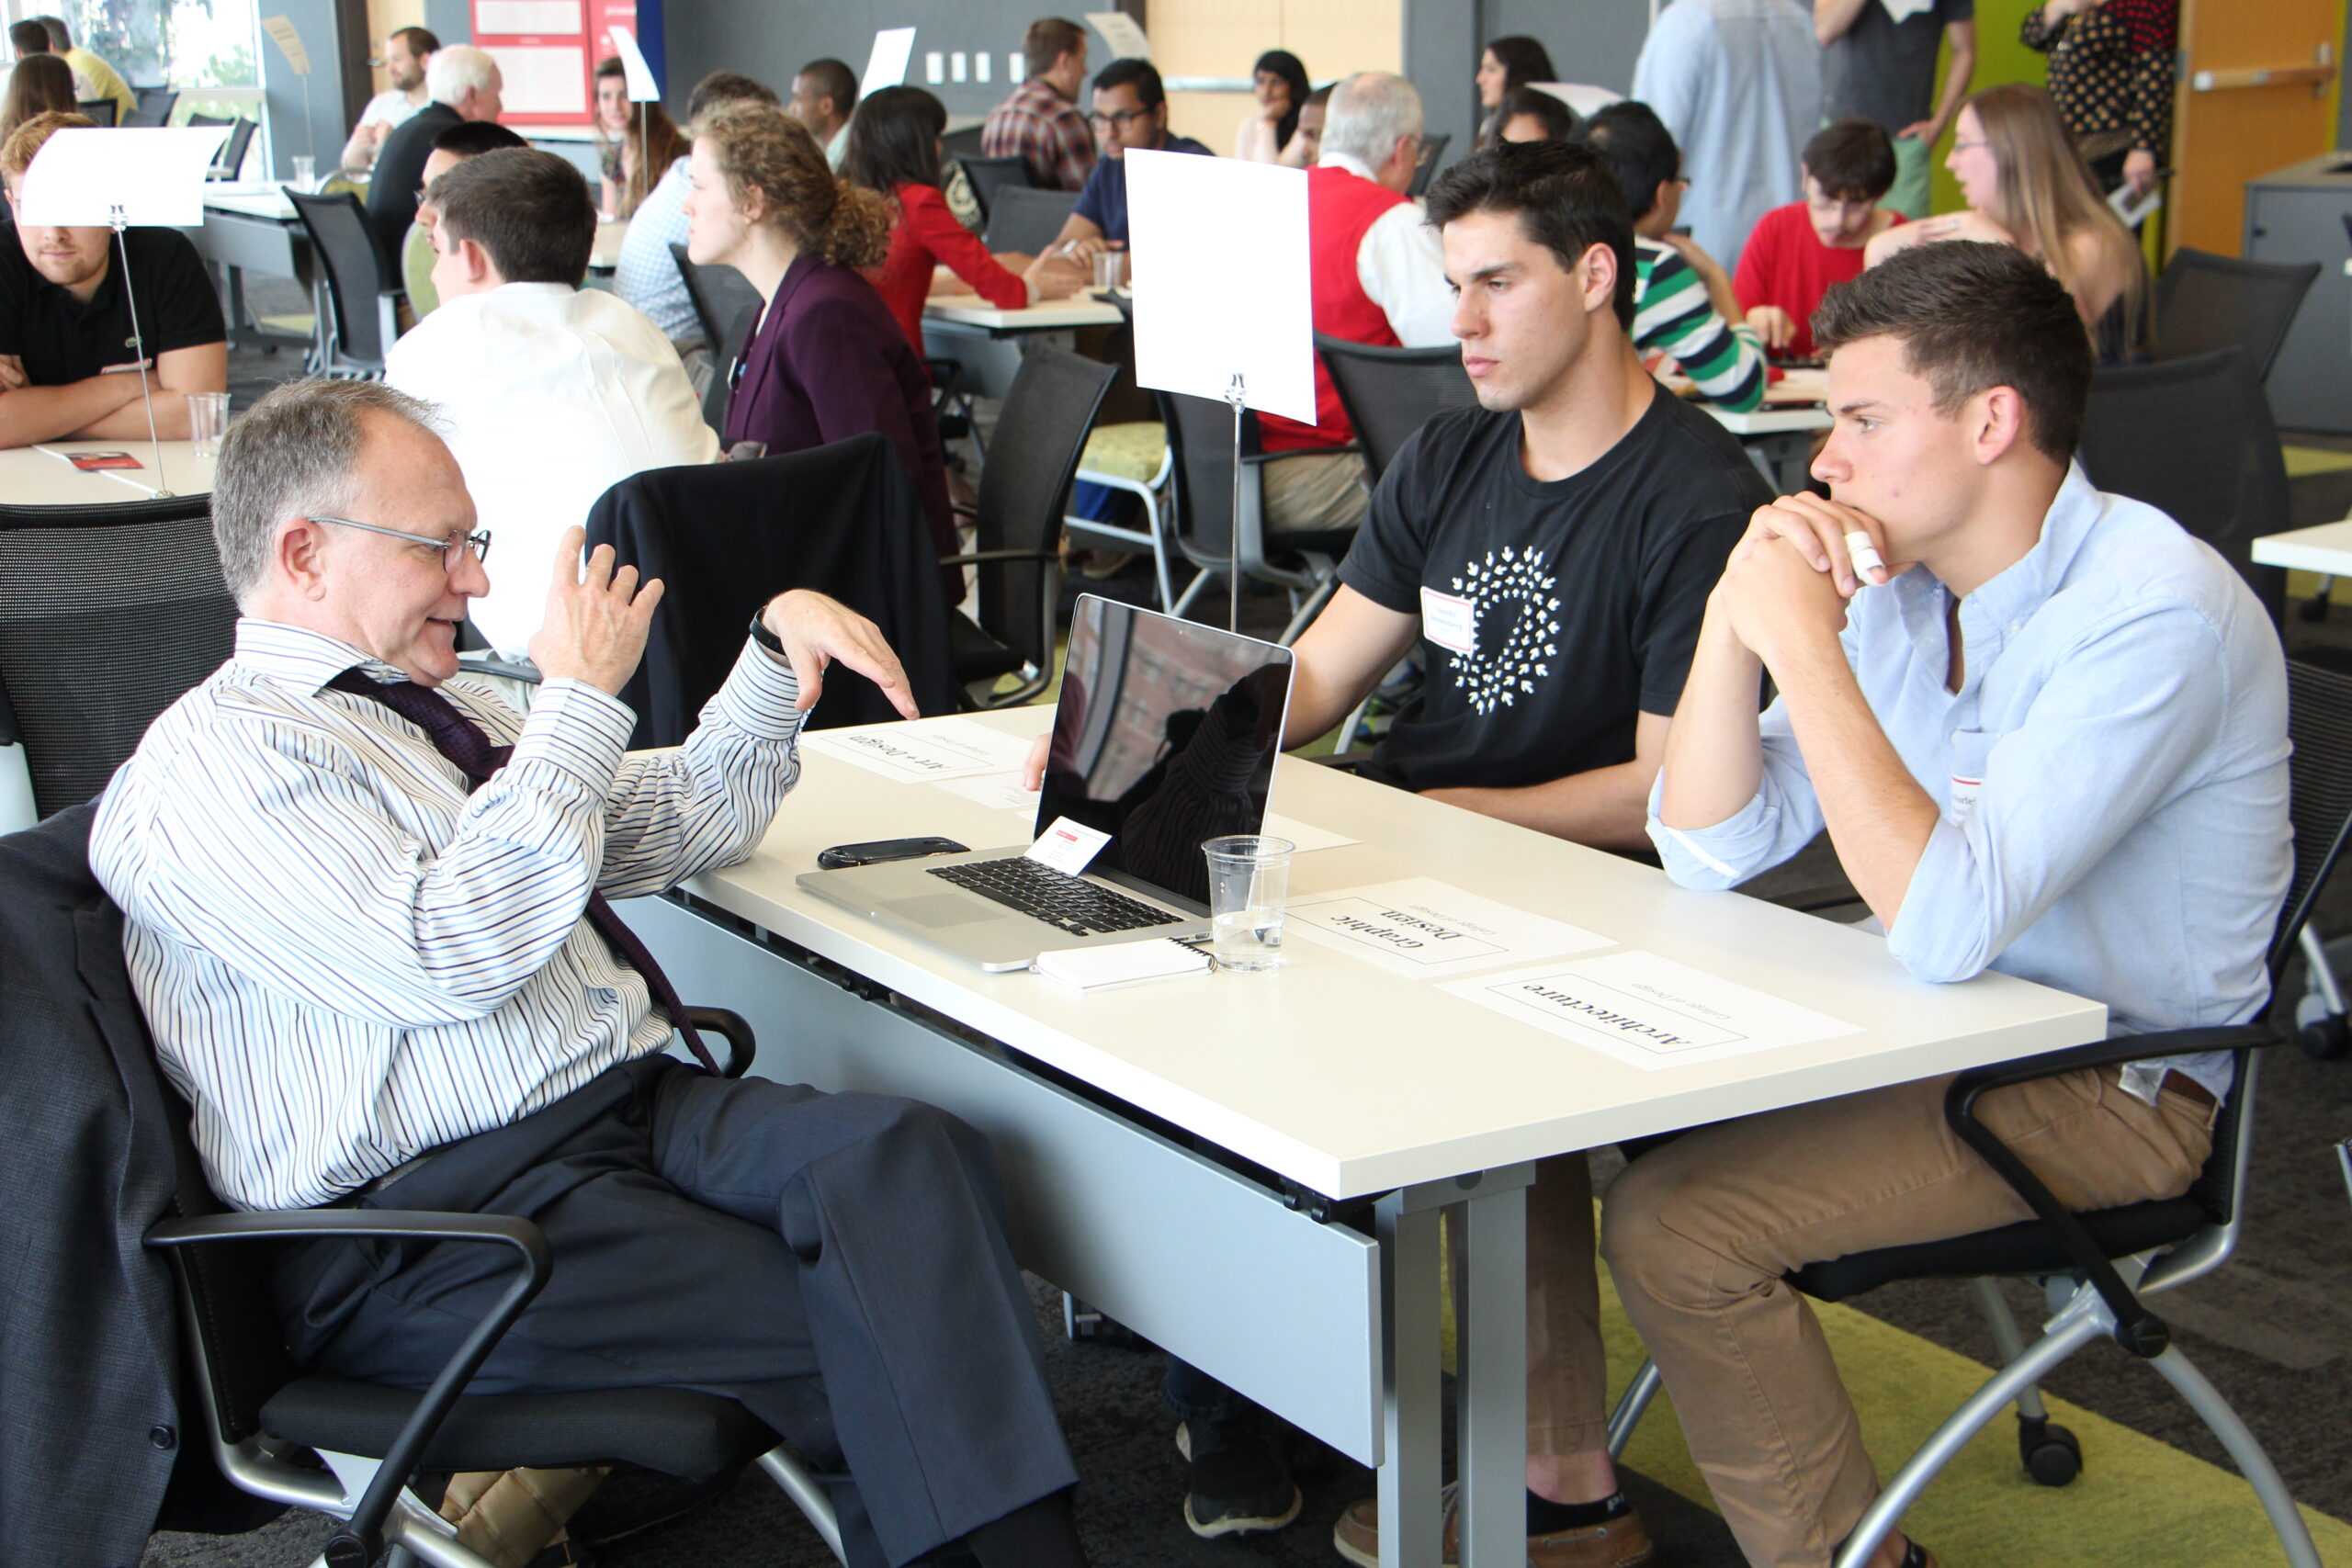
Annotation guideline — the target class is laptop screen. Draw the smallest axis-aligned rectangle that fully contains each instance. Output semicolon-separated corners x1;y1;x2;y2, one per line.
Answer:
1034;596;1295;908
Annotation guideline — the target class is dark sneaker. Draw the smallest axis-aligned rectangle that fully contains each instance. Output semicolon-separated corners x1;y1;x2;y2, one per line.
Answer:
1176;1416;1303;1538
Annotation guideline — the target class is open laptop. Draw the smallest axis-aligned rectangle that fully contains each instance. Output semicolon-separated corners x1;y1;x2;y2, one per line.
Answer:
798;595;1295;971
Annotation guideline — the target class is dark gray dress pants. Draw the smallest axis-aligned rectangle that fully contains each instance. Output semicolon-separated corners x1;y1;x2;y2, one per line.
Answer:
273;1055;1078;1567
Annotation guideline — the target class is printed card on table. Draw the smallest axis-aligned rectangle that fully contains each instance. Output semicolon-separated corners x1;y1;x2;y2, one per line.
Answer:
1440;951;1861;1071
800;717;1035;784
1285;877;1610;979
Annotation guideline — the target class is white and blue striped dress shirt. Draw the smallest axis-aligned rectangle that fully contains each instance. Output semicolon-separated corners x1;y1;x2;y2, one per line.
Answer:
1649;466;2291;1103
91;620;807;1212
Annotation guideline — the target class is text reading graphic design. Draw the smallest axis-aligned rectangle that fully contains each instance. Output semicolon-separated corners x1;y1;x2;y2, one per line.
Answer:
1445;546;1561;715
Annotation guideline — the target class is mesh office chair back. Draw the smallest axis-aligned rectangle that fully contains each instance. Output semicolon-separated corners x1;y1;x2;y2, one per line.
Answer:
980;186;1079;254
125;87;178;127
1156;386;1250;572
967;345;1116;673
2077;347;2289;622
75;96;117;126
941;123;985;161
288;189;395;370
0;496;236;818
1407;133;1450;197
213;116;257;178
1316;334;1476;483
956;154;1034;223
2153;248;2318;383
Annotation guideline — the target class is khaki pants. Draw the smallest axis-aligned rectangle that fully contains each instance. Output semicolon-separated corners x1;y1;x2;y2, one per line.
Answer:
1260;449;1370;531
1527;1066;2213;1568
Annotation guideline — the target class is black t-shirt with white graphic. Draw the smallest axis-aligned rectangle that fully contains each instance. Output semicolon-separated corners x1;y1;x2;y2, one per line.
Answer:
1339;383;1767;795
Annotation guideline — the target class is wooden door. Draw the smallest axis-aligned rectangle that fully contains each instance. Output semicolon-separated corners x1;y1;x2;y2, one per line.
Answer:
2171;0;2341;256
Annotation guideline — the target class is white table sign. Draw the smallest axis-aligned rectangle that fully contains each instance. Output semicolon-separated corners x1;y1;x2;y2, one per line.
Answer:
802;716;1035;784
1286;877;1609;978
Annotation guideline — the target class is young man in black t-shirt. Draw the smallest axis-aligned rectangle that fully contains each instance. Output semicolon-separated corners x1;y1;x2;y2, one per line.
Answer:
0;112;226;449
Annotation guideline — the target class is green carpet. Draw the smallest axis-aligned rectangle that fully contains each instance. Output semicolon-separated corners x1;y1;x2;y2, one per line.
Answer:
1596;1265;2352;1566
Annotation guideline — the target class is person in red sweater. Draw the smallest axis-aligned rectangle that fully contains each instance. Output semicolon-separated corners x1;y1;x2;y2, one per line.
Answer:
1732;118;1903;359
843;85;1079;352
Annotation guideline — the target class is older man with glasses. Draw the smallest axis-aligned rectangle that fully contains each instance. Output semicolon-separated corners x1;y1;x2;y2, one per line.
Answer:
90;376;1102;1568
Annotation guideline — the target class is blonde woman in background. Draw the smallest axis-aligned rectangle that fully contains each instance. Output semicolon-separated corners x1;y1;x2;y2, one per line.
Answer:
1867;82;2145;362
593;54;688;219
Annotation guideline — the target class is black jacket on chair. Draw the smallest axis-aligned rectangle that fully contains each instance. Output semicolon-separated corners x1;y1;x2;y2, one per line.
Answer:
0;804;273;1567
586;434;959;749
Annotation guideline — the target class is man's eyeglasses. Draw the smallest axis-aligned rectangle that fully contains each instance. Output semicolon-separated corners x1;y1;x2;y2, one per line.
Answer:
313;514;492;568
1089;107;1153;130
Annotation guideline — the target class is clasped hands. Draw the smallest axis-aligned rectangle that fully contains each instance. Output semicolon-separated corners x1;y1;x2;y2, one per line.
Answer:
1711;493;1906;668
526;525;917;717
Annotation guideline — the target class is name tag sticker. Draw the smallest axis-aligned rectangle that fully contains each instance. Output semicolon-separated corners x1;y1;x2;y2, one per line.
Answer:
1025;816;1111;876
1419;586;1477;657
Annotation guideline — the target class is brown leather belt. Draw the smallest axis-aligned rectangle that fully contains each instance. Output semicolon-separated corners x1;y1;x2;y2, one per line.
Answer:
2163;1074;2218;1109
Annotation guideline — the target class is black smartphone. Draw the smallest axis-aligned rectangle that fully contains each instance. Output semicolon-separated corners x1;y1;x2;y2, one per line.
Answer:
816;837;970;870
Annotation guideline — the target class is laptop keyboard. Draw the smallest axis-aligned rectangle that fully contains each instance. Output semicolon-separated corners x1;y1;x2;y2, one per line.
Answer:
927;857;1181;937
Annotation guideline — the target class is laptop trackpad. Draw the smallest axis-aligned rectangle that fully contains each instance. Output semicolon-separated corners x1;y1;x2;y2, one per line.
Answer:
886;893;1001;928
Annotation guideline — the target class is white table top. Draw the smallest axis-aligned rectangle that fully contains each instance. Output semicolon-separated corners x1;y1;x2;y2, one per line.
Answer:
202;183;300;222
590;217;628;272
2253;518;2352;575
682;706;2103;1198
1;441;211;505
924;294;1125;331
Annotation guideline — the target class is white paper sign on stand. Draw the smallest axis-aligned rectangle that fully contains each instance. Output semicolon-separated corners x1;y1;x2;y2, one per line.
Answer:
1085;11;1151;60
17;128;232;227
859;28;918;102
260;15;310;73
605;24;660;101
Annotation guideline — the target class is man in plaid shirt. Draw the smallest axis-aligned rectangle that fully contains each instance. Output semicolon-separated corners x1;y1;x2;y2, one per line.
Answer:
982;17;1096;192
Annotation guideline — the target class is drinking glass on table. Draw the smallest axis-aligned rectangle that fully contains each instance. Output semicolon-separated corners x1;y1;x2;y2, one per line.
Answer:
290;155;315;192
1203;835;1294;971
1092;251;1125;292
187;392;231;458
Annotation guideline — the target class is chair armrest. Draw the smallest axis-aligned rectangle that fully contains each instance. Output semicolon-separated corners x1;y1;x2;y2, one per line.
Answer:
458;653;541;686
951;503;980;523
939;548;1059;567
1942;1022;2270;1358
681;1004;756;1078
149;1209;552;1566
1242;445;1363;468
1307;750;1376;773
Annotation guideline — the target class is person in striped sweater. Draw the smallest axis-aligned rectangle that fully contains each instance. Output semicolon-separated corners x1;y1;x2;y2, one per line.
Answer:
1575;100;1766;412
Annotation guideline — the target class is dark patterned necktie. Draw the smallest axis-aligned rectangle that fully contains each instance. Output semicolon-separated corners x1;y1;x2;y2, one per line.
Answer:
328;667;720;1075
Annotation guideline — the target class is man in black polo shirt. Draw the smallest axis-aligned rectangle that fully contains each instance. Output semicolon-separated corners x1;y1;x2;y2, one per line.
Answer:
0;111;226;449
368;42;503;266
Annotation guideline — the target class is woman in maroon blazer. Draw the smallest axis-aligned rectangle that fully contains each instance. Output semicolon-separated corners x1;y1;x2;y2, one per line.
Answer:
685;101;960;603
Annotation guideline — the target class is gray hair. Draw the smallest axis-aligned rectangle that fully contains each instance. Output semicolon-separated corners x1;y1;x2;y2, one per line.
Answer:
211;379;440;604
1321;73;1424;170
426;43;501;107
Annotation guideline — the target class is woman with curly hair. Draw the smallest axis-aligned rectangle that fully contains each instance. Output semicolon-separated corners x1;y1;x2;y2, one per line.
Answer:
686;100;960;598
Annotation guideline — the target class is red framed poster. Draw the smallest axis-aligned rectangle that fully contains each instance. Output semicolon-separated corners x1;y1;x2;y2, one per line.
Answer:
469;0;640;127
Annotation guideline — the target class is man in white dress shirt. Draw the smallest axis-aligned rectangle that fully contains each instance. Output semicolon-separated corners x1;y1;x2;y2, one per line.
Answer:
388;147;718;657
1630;0;1821;271
1252;70;1456;532
340;25;437;172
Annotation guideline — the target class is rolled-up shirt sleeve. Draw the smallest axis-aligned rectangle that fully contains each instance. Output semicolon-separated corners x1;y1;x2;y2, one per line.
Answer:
1646;691;1825;888
1886;600;2228;984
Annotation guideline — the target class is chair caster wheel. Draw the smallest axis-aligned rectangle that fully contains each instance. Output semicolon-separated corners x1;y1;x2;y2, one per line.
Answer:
2299;1012;2350;1060
2019;1416;2082;1486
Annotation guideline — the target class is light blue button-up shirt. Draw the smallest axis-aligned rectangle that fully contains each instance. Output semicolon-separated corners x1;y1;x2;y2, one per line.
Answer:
613;155;696;344
1649;466;2290;1101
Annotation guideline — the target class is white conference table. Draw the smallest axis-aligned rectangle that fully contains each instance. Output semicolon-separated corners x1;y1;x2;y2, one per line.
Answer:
923;294;1126;333
0;440;212;505
620;705;2103;1567
2253;519;2352;577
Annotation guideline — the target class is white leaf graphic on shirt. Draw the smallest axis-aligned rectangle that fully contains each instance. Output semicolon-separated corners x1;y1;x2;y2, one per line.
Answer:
1446;547;1563;716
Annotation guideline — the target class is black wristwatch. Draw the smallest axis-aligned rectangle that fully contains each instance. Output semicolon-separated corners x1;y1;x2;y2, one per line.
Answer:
749;613;786;656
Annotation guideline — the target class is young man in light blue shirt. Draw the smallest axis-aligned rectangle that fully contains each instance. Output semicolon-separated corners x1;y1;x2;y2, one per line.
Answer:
1612;240;2289;1568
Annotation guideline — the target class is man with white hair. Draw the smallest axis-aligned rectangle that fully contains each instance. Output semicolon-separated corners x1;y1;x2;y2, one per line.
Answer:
1255;70;1454;530
368;41;504;265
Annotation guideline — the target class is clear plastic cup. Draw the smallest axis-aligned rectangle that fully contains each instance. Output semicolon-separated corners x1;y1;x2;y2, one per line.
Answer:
187;392;231;458
290;154;315;192
1092;250;1124;292
1203;835;1294;972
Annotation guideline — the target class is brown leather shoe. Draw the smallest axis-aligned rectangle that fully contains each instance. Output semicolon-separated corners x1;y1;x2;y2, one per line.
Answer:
1331;1487;1655;1568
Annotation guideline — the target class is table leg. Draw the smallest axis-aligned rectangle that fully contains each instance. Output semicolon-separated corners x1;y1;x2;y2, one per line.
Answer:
1377;1186;1443;1568
1456;1165;1532;1568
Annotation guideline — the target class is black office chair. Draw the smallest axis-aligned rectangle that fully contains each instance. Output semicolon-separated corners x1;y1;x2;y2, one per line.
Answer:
1315;334;1476;486
586;434;959;745
981;186;1079;255
668;242;763;433
195;113;257;179
136;954;852;1566
956;153;1034;226
0;494;235;820
2153;248;2318;383
1407;132;1450;197
1602;658;2352;1568
2076;347;2288;622
125;85;178;127
941;123;986;161
1156;388;1363;645
288;189;401;375
75;96;118;126
945;345;1116;708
